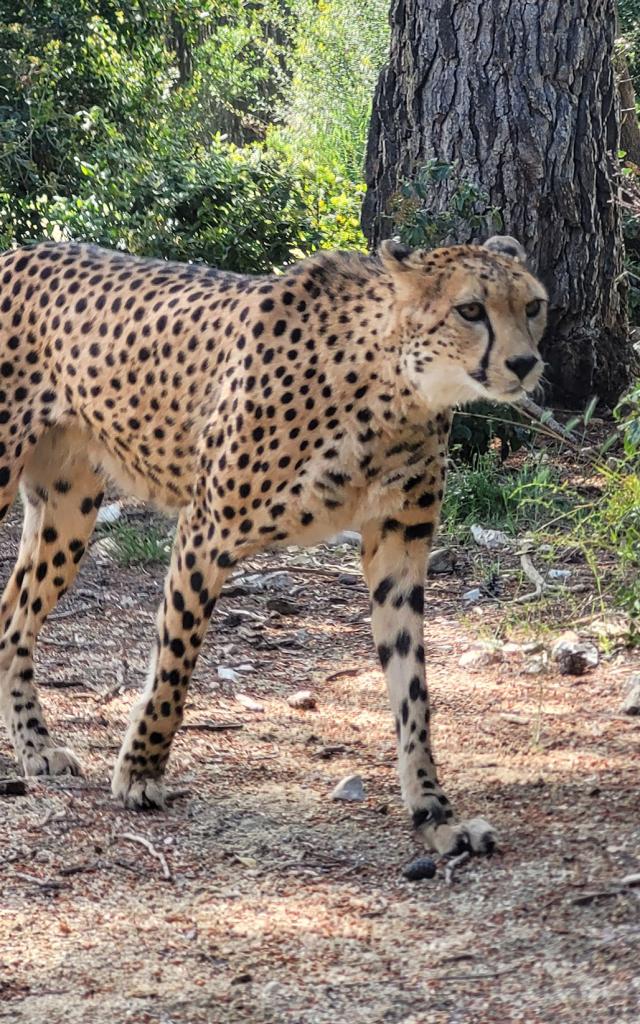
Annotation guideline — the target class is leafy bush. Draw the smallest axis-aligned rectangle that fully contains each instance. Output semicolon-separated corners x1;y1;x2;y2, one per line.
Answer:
449;403;530;462
0;2;332;266
0;123;327;271
615;378;640;457
393;160;502;249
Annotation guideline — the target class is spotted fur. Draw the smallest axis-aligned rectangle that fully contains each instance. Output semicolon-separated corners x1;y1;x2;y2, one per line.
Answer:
0;236;546;855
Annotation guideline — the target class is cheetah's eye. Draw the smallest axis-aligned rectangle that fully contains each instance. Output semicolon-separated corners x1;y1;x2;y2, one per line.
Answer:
456;301;486;323
526;299;542;318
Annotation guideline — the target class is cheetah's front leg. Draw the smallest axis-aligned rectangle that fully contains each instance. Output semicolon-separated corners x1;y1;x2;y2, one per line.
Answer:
112;504;228;809
361;515;496;857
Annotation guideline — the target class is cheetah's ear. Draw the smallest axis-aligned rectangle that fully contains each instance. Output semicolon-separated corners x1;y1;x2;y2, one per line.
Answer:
379;238;415;274
483;235;528;264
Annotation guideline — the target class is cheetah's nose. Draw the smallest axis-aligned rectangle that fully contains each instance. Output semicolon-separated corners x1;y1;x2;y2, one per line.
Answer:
506;354;538;381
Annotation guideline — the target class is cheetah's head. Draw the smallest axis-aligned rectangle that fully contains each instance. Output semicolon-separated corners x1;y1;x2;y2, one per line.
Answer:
380;236;547;412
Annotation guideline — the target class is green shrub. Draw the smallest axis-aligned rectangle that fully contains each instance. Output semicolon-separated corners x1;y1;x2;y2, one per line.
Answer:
443;452;572;535
615;378;640;458
2;132;327;272
99;520;173;567
393;160;502;249
280;0;389;180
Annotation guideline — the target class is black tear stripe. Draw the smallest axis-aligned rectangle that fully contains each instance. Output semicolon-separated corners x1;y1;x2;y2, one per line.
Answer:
469;316;495;384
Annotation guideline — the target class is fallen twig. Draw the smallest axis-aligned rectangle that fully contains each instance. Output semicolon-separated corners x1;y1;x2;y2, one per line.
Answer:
100;661;131;703
49;603;93;622
512;549;589;605
427;964;521;983
229;564;362;585
165;788;192;804
444;850;471;886
30;778;111;795
513;552;547;604
38;678;85;690
35;808;67;828
181;721;243;732
13;871;69;891
519;396;582;450
570;888;626;906
58;859;101;877
117;832;172;881
111;856;148;876
324;667;362;683
38;637;80;647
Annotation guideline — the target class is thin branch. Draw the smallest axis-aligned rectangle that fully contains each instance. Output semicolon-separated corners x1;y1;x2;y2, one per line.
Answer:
444;850;471;885
519;396;582;450
427;964;521;982
116;832;172;881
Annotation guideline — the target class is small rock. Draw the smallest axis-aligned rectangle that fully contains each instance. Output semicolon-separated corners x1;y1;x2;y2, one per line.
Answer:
338;574;358;586
261;980;285;1002
521;640;545;655
96;501;122;526
522;656;547;675
551;632;599;675
459;642;504;671
0;778;27;797
470;525;513;550
402;857;437;881
502;640;544;658
502;642;524;657
620;675;640;715
330;774;365;802
590;615;632;640
287;689;317;710
427;547;456;575
237;571;295;593
327;530;361;547
461;587;483;606
235;692;264;712
91;536;119;564
316;744;346;760
266;597;300;615
218;666;240;683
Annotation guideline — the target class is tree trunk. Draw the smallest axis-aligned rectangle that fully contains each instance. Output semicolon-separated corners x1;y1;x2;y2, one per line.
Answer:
363;0;634;407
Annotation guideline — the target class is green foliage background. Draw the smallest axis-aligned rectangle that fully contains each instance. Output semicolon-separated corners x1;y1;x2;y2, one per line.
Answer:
0;0;386;267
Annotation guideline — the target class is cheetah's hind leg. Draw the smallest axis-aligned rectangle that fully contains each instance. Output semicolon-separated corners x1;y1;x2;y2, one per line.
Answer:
0;429;103;776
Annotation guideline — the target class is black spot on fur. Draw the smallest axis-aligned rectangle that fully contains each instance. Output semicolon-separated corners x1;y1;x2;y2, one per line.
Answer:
373;576;394;605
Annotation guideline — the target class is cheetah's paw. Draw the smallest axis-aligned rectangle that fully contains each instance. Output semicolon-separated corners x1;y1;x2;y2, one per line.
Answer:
111;765;166;811
21;746;82;778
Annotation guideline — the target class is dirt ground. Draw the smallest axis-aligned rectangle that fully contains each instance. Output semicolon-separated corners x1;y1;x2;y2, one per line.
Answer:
1;500;639;1024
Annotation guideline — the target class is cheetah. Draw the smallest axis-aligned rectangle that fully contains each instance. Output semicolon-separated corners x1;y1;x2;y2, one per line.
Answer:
0;234;546;856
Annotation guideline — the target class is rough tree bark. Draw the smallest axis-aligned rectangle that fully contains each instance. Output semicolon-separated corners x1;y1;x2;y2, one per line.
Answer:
363;0;634;407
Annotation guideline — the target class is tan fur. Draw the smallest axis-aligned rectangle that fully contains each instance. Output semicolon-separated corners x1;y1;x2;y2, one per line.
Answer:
0;238;546;854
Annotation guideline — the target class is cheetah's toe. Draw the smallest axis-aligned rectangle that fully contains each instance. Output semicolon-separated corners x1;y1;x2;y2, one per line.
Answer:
112;768;166;811
21;746;82;778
